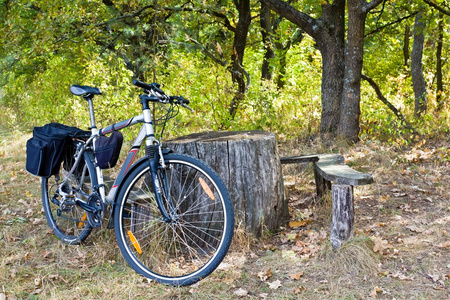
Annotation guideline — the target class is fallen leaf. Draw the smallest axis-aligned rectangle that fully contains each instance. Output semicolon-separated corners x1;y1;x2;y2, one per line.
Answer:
9;268;17;279
258;293;268;299
289;272;304;280
34;277;41;286
437;241;450;248
406;225;424;233
42;251;53;259
369;286;382;298
389;271;413;281
372;236;392;255
268;279;282;290
217;262;233;271
233;288;248;297
289;219;311;228
294;286;307;294
257;268;272;281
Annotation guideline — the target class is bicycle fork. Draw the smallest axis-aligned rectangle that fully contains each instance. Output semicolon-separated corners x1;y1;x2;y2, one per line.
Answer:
147;144;178;223
141;97;177;223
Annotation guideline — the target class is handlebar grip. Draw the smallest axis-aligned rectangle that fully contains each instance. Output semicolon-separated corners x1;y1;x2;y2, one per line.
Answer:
133;79;152;90
178;96;189;105
133;79;164;94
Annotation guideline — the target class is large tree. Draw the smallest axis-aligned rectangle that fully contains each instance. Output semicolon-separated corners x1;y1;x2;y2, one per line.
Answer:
261;0;383;142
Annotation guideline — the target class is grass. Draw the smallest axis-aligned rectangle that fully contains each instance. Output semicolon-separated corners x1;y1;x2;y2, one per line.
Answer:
1;128;450;299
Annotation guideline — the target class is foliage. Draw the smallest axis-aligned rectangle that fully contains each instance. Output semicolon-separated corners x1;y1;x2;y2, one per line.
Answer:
0;0;449;144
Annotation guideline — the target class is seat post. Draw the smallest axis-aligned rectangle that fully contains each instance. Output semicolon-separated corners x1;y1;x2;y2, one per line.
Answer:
85;95;97;133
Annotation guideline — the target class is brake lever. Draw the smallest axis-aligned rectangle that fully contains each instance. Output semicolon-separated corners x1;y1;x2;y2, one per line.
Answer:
181;103;194;112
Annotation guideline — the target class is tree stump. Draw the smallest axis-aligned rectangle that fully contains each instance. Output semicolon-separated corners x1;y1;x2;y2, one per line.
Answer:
165;130;288;236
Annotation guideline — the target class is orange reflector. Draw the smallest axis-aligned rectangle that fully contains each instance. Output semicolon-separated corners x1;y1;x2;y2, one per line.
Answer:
128;230;142;254
199;177;215;200
78;213;87;228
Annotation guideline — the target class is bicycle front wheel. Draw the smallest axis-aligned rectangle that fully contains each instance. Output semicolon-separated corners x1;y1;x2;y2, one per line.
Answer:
42;149;96;244
114;153;234;286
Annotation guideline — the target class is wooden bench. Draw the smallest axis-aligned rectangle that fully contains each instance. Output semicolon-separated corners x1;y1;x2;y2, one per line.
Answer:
280;154;373;249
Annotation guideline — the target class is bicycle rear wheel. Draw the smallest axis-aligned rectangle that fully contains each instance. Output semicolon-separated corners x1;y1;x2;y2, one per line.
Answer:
114;153;234;286
42;148;96;244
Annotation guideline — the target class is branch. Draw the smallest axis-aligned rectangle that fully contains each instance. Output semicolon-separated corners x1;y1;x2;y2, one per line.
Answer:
365;11;419;36
185;36;228;67
260;0;322;40
95;5;154;27
361;74;416;133
157;6;236;32
234;61;251;92
423;0;450;16
184;37;250;91
363;0;385;14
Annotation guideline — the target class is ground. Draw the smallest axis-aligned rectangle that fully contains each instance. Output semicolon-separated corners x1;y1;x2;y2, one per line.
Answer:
0;128;449;299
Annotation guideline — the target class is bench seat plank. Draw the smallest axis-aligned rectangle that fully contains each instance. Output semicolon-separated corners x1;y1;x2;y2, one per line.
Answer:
280;154;319;164
314;154;373;186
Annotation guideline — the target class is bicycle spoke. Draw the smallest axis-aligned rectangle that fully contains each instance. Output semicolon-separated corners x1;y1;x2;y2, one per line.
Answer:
115;154;233;286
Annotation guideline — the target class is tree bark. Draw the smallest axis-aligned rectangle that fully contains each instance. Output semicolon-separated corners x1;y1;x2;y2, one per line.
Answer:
411;11;427;117
403;25;410;67
228;0;252;119
260;2;275;81
436;13;444;110
165;130;288;236
338;0;367;142
337;0;384;142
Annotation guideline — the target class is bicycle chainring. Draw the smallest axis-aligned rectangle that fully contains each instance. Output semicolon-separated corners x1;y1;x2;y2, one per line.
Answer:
87;193;104;228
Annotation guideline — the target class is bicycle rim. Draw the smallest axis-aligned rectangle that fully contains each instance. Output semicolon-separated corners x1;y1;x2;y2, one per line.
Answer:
115;154;234;286
42;151;95;244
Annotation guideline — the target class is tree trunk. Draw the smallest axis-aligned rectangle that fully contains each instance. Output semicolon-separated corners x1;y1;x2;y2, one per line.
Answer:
436;13;444;110
165;130;288;237
275;30;304;89
403;25;410;67
411;11;427;117
338;0;367;142
228;0;252;119
316;0;346;136
260;2;275;81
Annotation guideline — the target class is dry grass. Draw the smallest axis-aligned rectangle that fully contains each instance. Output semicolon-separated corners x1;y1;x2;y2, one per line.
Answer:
1;128;450;299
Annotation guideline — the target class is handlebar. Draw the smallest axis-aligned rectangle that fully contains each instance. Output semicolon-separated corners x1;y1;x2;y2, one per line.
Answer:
133;79;192;111
133;79;164;94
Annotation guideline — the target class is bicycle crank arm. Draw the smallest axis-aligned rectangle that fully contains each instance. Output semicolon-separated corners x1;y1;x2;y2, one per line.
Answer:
75;199;99;213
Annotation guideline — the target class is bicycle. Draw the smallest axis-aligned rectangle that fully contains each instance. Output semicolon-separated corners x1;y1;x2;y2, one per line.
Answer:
37;80;234;286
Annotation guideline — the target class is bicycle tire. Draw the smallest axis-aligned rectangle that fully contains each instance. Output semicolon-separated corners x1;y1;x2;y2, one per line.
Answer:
42;149;96;244
114;153;234;286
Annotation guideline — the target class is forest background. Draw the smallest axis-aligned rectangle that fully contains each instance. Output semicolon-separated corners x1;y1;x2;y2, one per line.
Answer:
1;1;450;299
0;0;449;144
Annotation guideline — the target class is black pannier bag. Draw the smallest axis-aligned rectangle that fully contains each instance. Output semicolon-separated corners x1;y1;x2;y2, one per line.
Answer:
26;123;90;177
94;130;123;169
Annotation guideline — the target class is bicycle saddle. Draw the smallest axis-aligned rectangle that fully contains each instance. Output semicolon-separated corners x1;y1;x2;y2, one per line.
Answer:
70;85;102;96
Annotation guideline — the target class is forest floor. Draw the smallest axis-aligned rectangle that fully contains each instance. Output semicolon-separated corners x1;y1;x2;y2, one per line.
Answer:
0;127;449;299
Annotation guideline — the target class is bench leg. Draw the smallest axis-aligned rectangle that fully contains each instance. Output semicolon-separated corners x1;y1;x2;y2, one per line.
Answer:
330;184;354;250
314;166;331;198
